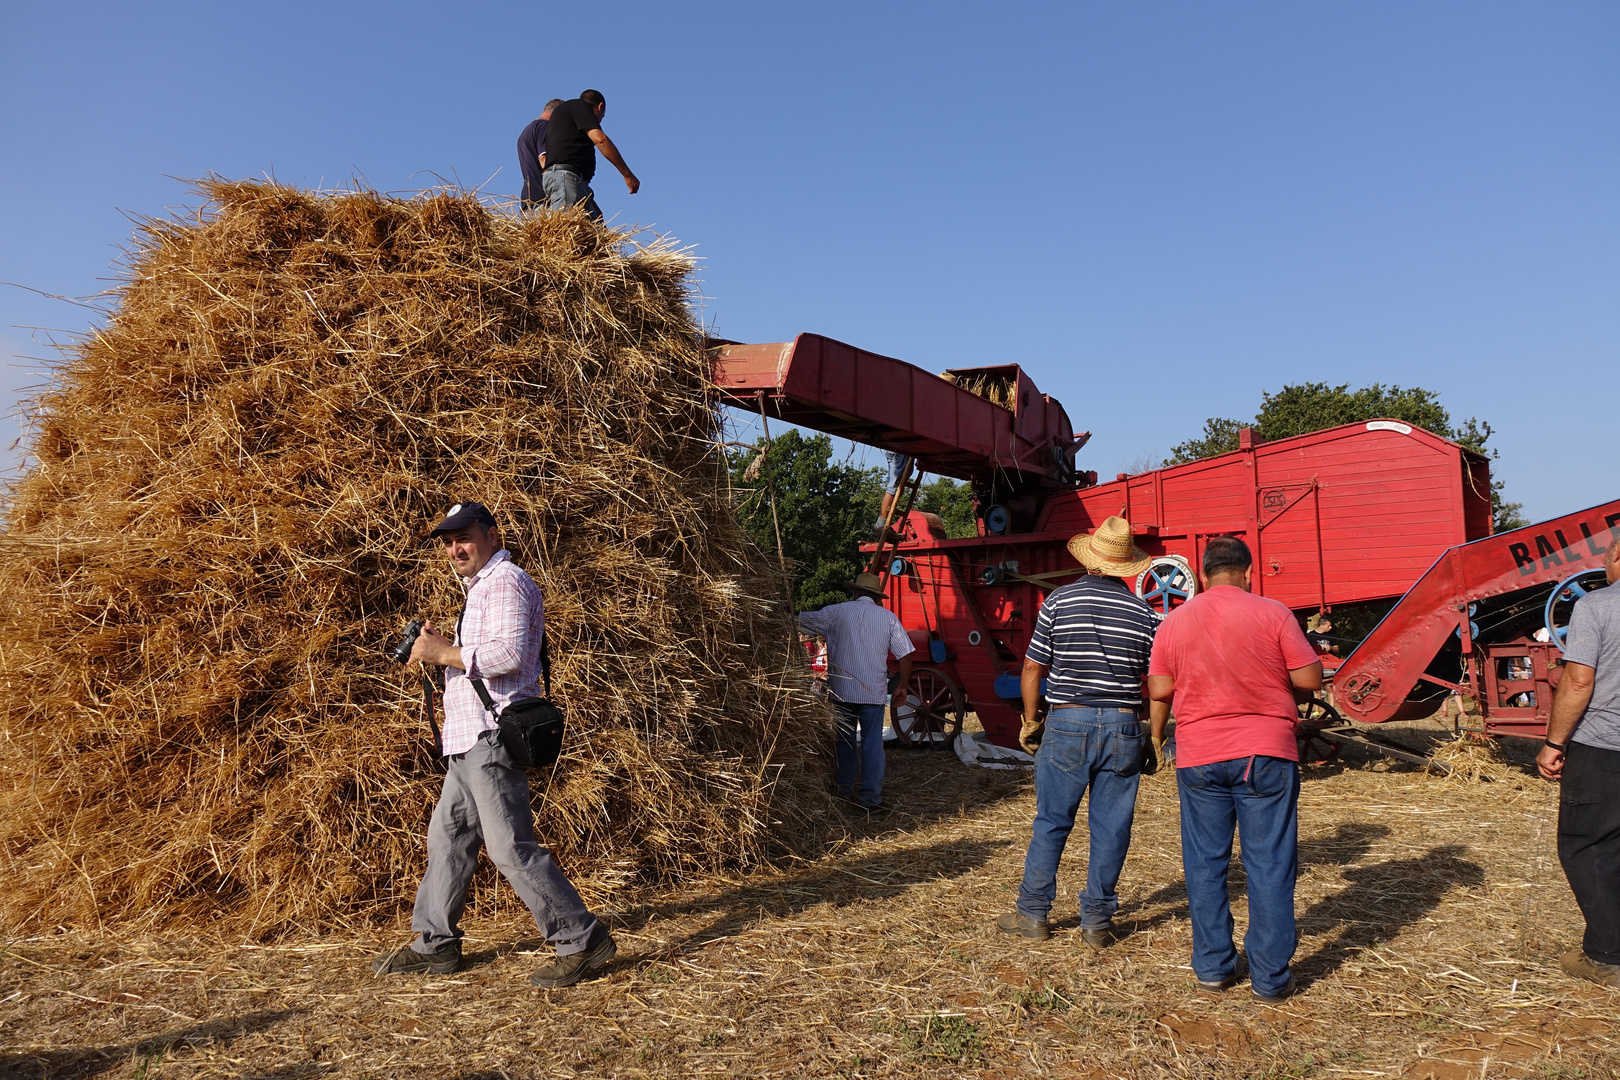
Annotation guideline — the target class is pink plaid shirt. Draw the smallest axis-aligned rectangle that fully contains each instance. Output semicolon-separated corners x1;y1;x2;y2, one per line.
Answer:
440;549;546;756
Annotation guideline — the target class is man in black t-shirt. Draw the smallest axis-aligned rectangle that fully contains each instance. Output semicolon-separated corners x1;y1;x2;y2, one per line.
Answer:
543;89;640;222
516;99;564;210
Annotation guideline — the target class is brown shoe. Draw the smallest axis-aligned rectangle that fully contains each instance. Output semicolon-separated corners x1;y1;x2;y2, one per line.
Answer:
530;925;617;989
371;939;462;976
1197;955;1249;993
1561;949;1620;988
995;912;1051;940
1253;970;1298;1002
1080;926;1116;949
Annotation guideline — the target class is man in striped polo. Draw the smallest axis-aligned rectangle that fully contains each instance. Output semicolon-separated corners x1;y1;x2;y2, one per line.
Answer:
996;516;1167;947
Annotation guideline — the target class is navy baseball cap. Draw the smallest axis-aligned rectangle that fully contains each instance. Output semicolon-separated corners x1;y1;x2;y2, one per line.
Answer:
429;500;497;536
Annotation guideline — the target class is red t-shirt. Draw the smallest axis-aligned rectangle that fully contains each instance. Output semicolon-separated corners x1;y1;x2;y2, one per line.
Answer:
1148;585;1318;768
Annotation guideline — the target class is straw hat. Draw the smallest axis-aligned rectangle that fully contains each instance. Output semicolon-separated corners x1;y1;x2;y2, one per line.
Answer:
1068;516;1152;578
847;572;885;599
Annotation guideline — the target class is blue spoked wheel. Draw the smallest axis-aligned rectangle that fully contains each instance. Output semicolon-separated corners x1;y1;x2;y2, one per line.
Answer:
1545;569;1609;652
1135;556;1196;619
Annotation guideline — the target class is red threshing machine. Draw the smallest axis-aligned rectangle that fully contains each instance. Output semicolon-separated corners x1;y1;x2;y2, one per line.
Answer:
713;333;1617;760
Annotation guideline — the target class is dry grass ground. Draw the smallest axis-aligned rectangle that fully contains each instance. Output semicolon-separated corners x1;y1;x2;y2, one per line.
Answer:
3;726;1615;1080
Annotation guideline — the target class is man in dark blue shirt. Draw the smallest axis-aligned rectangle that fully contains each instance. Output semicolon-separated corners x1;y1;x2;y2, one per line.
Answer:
543;89;640;222
996;515;1166;949
517;99;563;210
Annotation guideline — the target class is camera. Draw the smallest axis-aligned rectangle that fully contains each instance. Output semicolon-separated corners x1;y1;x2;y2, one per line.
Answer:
389;620;424;664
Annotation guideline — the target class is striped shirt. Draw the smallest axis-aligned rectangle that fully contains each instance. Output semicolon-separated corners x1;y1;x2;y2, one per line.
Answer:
798;596;916;705
1025;575;1158;708
441;549;546;756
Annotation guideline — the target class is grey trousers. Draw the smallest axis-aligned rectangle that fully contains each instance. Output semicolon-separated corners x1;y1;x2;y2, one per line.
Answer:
542;166;603;221
411;730;596;956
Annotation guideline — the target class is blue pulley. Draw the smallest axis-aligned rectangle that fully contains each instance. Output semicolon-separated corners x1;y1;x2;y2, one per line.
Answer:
1545;569;1609;652
984;504;1010;534
994;673;1047;699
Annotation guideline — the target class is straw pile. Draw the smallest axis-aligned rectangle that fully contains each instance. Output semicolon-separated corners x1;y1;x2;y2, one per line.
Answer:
944;372;1016;410
0;180;829;934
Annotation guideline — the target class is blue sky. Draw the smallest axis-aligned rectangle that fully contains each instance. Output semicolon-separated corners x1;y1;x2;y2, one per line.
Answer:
1;1;1614;521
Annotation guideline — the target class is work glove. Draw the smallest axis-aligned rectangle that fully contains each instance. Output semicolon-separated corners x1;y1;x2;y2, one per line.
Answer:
1148;735;1172;775
1019;715;1045;755
1140;736;1158;776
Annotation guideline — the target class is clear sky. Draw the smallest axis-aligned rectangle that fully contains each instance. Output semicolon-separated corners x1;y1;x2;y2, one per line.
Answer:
1;1;1614;522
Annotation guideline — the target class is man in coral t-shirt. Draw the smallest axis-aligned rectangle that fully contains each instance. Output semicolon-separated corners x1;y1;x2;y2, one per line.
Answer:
1147;536;1322;1002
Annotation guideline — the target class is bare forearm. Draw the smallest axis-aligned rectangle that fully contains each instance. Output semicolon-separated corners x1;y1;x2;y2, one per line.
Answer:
597;135;633;178
1149;699;1170;741
419;639;464;670
1548;682;1594;744
1021;663;1044;720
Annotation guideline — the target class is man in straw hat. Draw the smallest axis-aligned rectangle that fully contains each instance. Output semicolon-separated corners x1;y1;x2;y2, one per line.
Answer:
372;501;617;989
1147;535;1322;1001
1536;537;1620;988
997;515;1166;949
798;572;915;812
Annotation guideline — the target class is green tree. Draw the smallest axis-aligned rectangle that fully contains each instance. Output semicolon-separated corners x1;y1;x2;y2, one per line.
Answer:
1166;382;1526;531
916;477;978;539
729;431;885;611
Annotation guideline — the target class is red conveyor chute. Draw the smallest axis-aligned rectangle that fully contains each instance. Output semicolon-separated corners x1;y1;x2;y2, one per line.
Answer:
711;333;1084;494
1334;499;1620;733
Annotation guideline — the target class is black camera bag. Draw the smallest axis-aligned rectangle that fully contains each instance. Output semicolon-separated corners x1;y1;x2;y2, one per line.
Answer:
470;633;565;769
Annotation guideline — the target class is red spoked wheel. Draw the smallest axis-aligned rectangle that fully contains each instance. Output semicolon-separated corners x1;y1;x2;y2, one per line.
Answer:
1296;696;1344;766
892;668;966;750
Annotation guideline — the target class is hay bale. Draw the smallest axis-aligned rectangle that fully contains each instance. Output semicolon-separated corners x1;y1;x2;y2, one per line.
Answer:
0;180;830;934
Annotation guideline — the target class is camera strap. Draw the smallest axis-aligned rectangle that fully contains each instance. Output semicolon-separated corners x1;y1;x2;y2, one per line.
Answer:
420;670;442;757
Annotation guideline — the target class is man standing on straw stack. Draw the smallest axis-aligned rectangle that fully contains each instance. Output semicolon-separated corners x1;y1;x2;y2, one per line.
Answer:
798;572;914;813
1147;535;1322;1002
1538;538;1620;989
372;500;617;989
517;98;564;210
996;516;1163;949
543;89;640;221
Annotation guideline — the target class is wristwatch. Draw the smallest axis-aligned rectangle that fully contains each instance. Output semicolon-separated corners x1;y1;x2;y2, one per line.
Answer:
1543;738;1567;752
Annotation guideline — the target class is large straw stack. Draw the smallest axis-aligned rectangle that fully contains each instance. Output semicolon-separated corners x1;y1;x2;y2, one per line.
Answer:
0;181;829;934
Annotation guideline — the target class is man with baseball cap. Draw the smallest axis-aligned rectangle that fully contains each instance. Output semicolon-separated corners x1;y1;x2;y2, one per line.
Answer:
798;572;915;812
997;516;1166;948
372;500;616;989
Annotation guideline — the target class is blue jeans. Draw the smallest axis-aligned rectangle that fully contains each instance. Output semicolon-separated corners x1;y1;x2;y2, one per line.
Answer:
833;702;886;805
1017;706;1145;928
884;450;913;490
542;166;602;221
1177;755;1300;996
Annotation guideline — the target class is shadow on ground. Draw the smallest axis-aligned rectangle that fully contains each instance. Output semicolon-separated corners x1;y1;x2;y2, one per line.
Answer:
861;743;1031;830
1294;843;1485;985
500;835;1010;970
1104;821;1396;935
0;1009;302;1080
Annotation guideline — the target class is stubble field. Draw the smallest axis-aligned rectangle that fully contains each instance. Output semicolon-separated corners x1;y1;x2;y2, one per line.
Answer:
3;726;1615;1080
